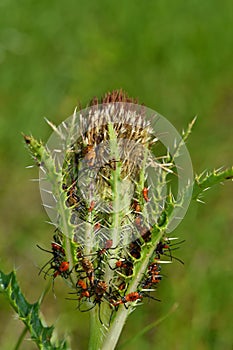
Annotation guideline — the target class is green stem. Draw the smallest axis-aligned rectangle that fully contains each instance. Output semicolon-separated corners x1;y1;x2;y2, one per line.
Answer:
88;308;106;350
14;326;28;350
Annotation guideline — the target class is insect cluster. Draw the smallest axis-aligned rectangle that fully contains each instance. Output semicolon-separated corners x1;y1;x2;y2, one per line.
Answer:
38;197;183;325
35;90;184;326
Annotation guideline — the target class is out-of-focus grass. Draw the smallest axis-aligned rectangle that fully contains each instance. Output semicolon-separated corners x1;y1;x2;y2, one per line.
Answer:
0;0;232;349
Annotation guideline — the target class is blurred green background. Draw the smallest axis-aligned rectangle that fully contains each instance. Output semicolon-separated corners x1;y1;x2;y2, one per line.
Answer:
0;0;232;349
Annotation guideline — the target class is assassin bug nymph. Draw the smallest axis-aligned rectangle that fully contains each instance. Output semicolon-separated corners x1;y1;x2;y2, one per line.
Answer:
155;238;185;264
37;234;70;281
75;248;96;285
142;187;150;202
75;278;109;325
110;291;143;309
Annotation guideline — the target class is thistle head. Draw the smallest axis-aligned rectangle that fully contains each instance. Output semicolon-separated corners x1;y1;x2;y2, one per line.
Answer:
24;89;193;328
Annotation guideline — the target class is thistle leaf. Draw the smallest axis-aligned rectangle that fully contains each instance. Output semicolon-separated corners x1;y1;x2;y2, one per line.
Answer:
181;116;197;143
0;270;69;350
192;166;233;200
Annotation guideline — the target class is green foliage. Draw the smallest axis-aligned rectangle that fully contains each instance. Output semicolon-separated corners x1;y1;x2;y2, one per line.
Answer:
0;270;69;350
193;167;233;201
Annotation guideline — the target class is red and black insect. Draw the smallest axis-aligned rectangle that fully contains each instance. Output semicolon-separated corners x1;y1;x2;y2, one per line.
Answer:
53;261;70;279
88;200;95;212
142;187;149;202
97;239;113;257
93;280;108;305
111;291;143;309
147;262;161;275
83;144;96;168
37;235;70;281
94;222;101;231
117;281;127;291
140;227;152;242
64;181;79;208
81;258;95;285
134;214;152;242
115;258;133;276
142;262;162;289
78;279;109;325
76;279;90;299
128;239;142;259
96;239;116;268
63;181;87;218
78;240;113;267
85;240;115;272
134;214;142;228
75;249;95;286
155;239;184;264
132;200;141;213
